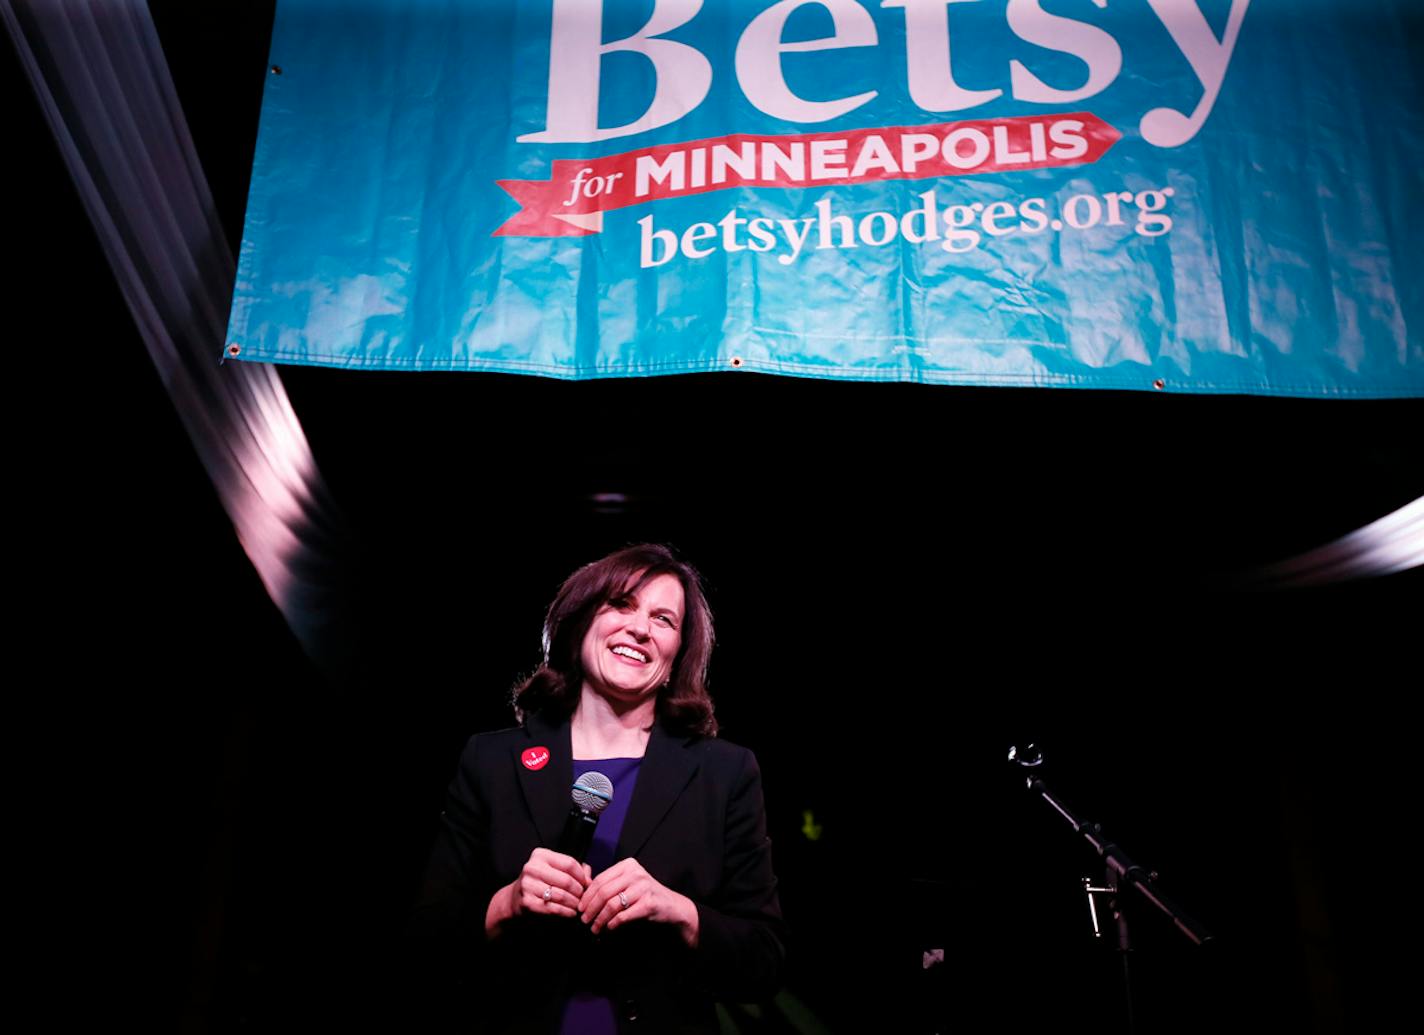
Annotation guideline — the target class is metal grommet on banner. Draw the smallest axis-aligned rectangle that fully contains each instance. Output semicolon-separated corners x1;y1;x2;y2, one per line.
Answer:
1152;378;1166;390
270;65;283;75
226;343;242;358
729;356;744;368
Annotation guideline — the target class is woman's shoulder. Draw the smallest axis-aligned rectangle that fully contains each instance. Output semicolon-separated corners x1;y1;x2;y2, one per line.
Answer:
685;733;763;780
692;733;752;757
457;725;523;751
465;712;568;747
467;724;527;745
454;724;538;769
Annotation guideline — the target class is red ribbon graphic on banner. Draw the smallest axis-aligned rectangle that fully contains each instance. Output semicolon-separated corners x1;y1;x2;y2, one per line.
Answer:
495;113;1119;238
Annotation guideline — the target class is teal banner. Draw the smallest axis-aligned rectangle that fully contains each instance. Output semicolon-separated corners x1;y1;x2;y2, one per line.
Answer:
226;0;1424;396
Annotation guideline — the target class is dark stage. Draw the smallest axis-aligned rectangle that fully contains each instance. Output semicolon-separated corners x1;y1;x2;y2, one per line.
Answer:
11;3;1421;1032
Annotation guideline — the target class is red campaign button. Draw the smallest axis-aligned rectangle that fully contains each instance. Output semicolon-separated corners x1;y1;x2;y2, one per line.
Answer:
522;746;550;771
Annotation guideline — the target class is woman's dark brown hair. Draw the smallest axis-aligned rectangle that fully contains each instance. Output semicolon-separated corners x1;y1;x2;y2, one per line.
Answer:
512;544;717;737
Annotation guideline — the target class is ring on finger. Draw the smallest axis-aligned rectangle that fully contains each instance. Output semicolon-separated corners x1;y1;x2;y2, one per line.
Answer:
543;886;553;903
619;891;629;910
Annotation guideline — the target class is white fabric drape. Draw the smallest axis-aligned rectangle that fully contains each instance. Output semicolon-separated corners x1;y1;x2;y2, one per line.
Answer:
1253;496;1424;588
5;0;343;666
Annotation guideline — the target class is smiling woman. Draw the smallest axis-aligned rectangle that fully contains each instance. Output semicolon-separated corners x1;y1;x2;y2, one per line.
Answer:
514;544;719;741
579;573;685;707
410;544;784;1034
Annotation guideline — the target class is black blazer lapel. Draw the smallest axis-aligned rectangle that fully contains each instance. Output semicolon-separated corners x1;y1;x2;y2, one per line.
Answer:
617;721;701;859
515;713;573;848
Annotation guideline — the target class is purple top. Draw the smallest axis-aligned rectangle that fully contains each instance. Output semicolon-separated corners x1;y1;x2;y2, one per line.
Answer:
559;757;643;1035
573;757;642;876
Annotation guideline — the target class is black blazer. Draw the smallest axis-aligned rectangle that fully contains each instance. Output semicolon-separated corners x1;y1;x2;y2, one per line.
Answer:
409;712;785;1033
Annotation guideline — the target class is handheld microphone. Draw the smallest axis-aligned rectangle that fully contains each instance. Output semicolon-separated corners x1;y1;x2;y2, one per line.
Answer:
556;771;613;862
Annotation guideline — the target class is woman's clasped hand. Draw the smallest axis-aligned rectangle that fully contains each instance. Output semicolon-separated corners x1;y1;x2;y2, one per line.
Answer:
498;847;699;946
579;857;699;943
501;847;591;922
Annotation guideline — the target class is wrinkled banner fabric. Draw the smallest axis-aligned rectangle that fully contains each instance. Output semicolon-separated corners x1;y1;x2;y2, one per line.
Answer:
226;0;1424;396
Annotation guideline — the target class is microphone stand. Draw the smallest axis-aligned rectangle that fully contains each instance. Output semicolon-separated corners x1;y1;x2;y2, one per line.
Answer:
1008;744;1213;1034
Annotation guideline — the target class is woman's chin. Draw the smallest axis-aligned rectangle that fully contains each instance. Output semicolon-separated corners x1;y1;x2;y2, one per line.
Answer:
586;681;659;708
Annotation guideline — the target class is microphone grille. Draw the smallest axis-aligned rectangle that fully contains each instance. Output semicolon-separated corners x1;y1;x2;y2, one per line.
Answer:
571;771;614;815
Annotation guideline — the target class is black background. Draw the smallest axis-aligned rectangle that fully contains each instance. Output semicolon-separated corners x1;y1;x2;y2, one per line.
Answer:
12;2;1421;1031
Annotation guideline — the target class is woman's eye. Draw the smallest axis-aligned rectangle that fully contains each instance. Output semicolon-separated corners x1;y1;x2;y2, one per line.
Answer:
657;615;677;627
